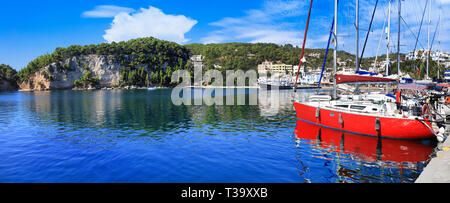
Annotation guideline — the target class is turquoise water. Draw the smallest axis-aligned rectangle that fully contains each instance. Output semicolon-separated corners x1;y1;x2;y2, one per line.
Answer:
0;89;436;183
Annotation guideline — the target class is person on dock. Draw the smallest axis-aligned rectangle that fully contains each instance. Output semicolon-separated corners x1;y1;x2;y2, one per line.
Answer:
395;89;402;112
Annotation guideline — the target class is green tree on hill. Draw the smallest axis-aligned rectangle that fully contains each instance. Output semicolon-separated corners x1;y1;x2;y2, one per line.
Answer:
0;64;18;83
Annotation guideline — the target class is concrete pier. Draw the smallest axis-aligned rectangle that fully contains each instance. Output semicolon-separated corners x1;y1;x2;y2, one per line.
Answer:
415;137;450;183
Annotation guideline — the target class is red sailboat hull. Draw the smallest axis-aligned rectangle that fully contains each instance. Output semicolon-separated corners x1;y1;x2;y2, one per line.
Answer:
335;74;397;84
293;102;435;140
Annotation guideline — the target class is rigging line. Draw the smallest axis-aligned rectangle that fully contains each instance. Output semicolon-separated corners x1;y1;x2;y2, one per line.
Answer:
374;7;387;71
294;0;314;92
374;3;388;70
401;16;426;50
430;14;441;51
412;0;429;56
318;13;336;88
412;0;424;24
357;0;379;71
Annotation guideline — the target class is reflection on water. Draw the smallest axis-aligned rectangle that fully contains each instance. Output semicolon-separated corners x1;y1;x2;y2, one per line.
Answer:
0;89;437;183
24;89;312;135
295;120;436;183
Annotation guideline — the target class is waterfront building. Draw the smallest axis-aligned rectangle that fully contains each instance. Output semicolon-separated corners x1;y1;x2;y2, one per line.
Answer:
257;61;293;75
271;63;293;73
293;65;301;75
406;49;449;62
190;55;203;62
190;55;205;70
257;61;273;75
300;72;322;85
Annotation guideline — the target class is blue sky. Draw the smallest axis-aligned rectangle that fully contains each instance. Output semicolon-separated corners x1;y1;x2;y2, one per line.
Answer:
1;0;449;70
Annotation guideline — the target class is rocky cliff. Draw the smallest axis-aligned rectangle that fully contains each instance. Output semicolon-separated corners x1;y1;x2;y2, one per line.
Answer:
17;37;191;91
19;54;155;91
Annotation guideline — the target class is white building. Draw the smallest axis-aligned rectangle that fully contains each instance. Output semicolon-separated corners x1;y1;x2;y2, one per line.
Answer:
406;49;449;62
257;61;293;75
300;73;322;85
190;55;205;70
190;55;203;62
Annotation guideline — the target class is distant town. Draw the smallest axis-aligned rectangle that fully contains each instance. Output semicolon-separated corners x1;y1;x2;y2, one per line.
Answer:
190;49;450;86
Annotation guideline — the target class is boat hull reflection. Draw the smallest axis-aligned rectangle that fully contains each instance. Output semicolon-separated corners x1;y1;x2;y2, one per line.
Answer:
295;120;436;165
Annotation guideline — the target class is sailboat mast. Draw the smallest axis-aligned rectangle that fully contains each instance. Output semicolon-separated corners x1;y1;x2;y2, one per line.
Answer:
438;7;441;79
333;0;338;99
375;11;387;72
293;0;314;92
356;0;359;73
427;0;430;79
386;0;391;75
397;0;401;75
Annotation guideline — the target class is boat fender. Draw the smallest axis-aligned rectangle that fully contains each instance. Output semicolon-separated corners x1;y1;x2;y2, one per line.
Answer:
437;135;444;142
422;103;430;116
375;118;381;131
339;113;344;127
315;108;320;119
437;127;446;142
446;97;450;104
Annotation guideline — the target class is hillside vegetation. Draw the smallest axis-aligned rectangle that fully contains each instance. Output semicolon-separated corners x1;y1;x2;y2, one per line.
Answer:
0;64;18;82
18;37;191;87
0;64;19;90
6;38;447;90
185;43;356;73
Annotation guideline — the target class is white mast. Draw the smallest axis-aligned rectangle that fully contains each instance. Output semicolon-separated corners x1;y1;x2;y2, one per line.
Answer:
356;0;359;73
397;0;401;75
375;10;387;72
438;7;441;79
386;0;391;75
427;0;430;79
333;0;338;99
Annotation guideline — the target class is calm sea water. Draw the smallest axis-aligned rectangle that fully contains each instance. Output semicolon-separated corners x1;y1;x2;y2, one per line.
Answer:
0;89;436;183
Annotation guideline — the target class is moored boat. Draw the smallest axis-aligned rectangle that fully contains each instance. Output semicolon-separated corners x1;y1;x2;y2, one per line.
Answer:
293;100;436;140
335;72;398;84
292;0;438;141
259;82;293;90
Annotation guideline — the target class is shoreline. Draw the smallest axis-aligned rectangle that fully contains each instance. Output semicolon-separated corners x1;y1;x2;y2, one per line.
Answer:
16;86;261;92
187;86;259;89
14;84;341;92
13;85;339;92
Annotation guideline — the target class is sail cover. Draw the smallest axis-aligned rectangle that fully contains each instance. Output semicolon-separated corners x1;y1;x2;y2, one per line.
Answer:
398;83;428;91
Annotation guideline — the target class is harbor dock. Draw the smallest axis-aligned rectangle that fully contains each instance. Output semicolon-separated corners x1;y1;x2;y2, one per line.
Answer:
416;137;450;183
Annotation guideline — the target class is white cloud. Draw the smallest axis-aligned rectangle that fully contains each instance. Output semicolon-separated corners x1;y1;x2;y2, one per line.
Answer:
102;6;197;44
201;0;308;46
82;5;135;18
